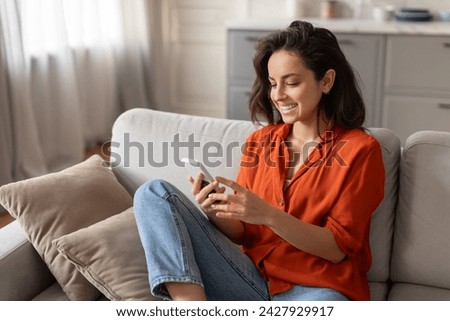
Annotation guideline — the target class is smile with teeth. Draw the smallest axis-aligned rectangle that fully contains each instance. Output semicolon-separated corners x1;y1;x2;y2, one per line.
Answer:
279;104;298;112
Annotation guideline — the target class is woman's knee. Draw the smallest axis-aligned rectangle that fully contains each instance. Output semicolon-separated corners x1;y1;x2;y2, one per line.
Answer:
133;178;200;225
133;179;171;218
134;179;170;202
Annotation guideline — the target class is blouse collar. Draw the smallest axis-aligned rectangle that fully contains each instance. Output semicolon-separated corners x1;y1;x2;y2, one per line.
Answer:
272;123;345;145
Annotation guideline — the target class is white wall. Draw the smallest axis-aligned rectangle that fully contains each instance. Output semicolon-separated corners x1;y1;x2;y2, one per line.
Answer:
155;0;237;117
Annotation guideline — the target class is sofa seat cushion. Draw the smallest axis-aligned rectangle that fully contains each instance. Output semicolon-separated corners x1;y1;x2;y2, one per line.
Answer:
368;282;389;301
32;282;109;301
32;282;69;301
0;221;55;300
388;283;450;301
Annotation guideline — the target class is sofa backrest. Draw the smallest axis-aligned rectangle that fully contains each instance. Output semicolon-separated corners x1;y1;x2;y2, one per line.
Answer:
110;108;400;292
391;131;450;289
366;128;401;285
110;108;257;199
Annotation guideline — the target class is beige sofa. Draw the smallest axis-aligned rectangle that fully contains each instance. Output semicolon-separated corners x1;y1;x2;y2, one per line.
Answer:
1;108;450;301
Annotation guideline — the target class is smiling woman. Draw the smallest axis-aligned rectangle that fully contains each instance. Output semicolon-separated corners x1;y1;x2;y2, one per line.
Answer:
249;20;366;130
132;20;385;302
267;50;335;129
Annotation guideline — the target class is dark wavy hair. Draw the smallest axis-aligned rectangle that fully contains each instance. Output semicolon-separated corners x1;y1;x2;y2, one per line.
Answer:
249;20;365;130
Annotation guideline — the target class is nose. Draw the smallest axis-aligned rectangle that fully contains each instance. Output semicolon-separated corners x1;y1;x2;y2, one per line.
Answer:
272;85;287;101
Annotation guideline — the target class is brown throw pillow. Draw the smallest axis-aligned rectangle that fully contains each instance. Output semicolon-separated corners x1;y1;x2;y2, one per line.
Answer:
0;155;132;300
53;207;158;301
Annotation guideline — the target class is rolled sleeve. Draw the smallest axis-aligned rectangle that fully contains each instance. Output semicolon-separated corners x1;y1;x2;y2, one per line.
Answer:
324;141;385;256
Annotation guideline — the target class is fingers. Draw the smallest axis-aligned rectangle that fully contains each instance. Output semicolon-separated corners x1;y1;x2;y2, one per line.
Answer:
189;173;220;207
215;176;245;193
207;191;238;204
210;199;240;212
190;173;207;195
211;202;245;221
189;175;245;216
214;211;242;220
195;182;217;202
191;175;241;194
206;178;248;211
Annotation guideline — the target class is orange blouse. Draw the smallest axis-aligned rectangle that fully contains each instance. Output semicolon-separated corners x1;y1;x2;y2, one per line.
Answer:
236;123;385;300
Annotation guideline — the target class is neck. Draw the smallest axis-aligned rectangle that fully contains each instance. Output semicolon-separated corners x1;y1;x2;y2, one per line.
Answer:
291;118;328;143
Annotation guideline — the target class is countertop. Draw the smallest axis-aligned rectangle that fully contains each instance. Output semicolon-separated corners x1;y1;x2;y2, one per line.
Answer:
226;18;450;36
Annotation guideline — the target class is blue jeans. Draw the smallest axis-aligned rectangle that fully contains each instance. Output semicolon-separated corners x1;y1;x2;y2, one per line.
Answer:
133;179;349;301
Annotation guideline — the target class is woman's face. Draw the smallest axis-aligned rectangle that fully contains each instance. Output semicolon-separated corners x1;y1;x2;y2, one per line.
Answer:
267;50;332;126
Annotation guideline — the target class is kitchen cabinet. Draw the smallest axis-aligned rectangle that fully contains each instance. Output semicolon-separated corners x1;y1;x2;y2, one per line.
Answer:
384;35;450;94
226;29;385;128
383;35;450;144
383;96;450;144
336;34;385;128
226;30;265;121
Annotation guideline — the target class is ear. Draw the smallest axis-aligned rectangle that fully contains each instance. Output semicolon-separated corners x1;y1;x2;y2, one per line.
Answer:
321;69;336;94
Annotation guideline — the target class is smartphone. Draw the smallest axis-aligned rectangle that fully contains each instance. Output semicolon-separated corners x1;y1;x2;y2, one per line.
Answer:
181;158;215;189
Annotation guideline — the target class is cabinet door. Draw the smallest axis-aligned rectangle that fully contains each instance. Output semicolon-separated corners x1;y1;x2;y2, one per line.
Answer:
336;34;385;127
227;87;252;121
385;35;450;94
383;95;450;145
227;30;267;86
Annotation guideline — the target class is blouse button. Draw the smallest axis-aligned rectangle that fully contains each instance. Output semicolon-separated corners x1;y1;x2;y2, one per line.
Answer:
279;200;285;207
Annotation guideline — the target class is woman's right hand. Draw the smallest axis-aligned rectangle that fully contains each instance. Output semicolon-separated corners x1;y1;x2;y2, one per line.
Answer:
188;173;225;216
188;173;244;244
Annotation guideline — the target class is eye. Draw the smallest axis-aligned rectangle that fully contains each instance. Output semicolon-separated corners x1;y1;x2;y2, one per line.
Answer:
286;82;299;87
269;82;277;88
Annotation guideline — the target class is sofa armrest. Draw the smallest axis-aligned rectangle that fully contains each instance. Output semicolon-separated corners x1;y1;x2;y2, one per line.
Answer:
0;221;55;300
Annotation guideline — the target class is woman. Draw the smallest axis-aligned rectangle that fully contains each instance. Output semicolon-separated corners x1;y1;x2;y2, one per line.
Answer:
134;20;385;301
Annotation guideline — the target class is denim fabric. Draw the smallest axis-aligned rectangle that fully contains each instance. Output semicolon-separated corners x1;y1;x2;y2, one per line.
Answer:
272;285;349;301
134;179;349;301
133;179;269;301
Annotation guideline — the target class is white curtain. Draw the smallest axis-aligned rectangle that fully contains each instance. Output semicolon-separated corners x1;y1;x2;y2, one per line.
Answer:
0;0;155;187
0;0;47;187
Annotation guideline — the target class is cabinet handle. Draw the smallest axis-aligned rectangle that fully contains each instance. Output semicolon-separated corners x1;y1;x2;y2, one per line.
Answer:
438;103;450;110
338;39;354;46
443;42;450;48
245;36;260;43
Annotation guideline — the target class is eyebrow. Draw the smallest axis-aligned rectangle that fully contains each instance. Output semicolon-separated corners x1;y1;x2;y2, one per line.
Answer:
268;73;302;81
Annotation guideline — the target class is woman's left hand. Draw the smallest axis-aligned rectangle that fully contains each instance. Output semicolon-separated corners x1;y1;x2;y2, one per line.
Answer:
211;179;345;263
208;176;278;226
